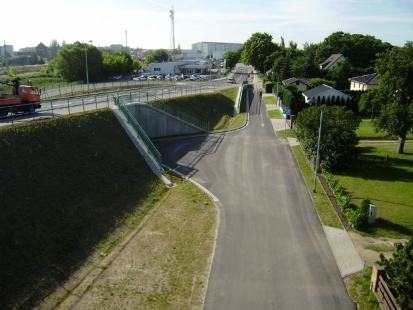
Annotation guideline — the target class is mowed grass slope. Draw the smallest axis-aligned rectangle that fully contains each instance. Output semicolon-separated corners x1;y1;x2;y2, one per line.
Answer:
152;86;246;131
0;110;168;308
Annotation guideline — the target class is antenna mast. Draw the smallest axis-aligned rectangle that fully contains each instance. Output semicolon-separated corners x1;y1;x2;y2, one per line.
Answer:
169;6;175;53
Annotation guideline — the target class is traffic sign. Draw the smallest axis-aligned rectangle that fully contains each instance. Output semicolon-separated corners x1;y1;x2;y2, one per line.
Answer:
283;108;291;115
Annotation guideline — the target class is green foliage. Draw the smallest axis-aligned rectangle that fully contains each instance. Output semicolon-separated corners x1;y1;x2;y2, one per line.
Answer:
51;42;104;82
241;32;279;73
296;106;361;171
379;236;413;310
369;42;413;153
265;82;274;93
307;78;336;89
326;59;352;90
224;50;240;69
145;49;169;65
324;171;372;228
102;51;134;77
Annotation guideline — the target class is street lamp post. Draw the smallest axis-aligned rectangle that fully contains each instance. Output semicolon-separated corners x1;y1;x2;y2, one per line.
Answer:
84;40;92;93
314;105;323;193
307;99;324;193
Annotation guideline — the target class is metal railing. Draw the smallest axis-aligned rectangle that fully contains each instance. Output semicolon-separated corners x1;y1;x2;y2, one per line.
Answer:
113;95;162;171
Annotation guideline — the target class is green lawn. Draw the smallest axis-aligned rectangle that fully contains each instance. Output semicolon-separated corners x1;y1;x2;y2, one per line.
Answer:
292;146;343;228
356;119;413;140
335;140;413;238
283;118;413;239
263;95;277;105
268;109;283;119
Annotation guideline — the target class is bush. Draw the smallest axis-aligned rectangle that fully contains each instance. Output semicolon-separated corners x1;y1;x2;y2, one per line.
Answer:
265;82;274;93
323;170;371;228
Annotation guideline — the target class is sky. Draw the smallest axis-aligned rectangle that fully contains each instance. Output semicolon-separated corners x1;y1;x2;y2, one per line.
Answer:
2;0;413;52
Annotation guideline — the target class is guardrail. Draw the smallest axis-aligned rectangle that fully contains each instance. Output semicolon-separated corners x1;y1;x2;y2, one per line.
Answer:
113;95;162;171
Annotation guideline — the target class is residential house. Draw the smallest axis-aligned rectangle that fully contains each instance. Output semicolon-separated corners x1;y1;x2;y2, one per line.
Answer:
348;73;379;91
302;84;351;104
319;54;345;70
282;77;310;92
36;42;48;59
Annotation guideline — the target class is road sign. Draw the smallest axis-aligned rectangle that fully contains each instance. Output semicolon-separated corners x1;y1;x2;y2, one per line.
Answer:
283;108;291;115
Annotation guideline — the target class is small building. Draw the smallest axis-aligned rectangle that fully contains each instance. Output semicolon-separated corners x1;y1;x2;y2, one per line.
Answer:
149;60;210;75
302;84;350;104
348;73;379;91
191;42;243;58
36;42;48;59
282;77;310;92
319;54;345;70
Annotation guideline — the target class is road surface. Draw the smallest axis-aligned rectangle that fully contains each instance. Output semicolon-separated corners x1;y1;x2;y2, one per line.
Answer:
154;85;355;309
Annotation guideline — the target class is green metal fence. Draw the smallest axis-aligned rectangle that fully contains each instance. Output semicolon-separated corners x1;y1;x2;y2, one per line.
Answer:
113;95;162;171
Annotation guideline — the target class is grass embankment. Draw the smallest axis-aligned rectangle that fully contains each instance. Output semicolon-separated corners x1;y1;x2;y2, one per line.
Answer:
152;86;246;131
0;110;217;309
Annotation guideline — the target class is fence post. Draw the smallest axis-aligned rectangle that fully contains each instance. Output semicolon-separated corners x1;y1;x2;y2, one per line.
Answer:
371;263;385;292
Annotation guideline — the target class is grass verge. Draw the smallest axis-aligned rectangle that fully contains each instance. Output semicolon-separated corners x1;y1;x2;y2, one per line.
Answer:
344;267;380;310
291;145;343;228
268;109;283;119
55;173;217;309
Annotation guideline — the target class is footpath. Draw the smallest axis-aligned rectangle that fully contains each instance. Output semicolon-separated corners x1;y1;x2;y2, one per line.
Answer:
263;93;365;277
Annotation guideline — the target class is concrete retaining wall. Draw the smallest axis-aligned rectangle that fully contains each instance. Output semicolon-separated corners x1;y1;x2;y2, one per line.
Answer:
126;103;206;138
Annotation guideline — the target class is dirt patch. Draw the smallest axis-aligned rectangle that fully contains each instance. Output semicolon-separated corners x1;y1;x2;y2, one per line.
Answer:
348;232;402;266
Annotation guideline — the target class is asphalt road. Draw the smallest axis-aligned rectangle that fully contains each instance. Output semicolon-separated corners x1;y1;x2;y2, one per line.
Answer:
154;87;356;309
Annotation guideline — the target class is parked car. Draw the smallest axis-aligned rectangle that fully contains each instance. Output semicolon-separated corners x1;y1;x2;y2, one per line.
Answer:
133;75;147;81
227;78;236;84
108;75;122;80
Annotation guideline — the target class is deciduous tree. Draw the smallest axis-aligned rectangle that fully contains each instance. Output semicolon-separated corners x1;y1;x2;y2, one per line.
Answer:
296;105;360;171
369;41;413;153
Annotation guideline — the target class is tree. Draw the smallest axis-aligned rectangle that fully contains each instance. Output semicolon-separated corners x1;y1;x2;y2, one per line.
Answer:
307;78;336;89
145;49;169;65
241;32;278;72
296;105;360;171
102;51;134;77
379;236;413;310
52;42;103;82
224;51;240;70
369;42;413;154
49;39;60;59
326;59;352;90
359;88;381;118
